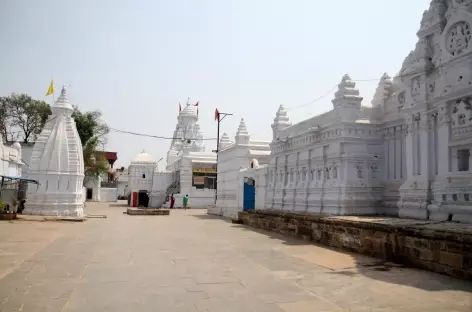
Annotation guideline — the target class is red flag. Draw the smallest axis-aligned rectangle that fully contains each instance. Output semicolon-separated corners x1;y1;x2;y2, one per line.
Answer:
214;108;219;121
193;102;199;116
179;102;181;112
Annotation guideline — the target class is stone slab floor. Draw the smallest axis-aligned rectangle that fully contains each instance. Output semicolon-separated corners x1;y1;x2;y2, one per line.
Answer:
0;202;471;312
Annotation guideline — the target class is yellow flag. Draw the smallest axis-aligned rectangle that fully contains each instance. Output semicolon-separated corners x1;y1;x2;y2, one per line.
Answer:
45;80;54;96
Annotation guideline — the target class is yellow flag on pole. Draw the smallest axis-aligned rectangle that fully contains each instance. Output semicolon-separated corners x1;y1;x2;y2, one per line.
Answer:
46;80;54;96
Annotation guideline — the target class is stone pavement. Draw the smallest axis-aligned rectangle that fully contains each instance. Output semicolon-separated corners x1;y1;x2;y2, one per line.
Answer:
0;202;470;311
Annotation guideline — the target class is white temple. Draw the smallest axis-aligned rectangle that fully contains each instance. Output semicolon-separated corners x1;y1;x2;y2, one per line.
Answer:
127;100;216;208
209;119;270;218
220;0;472;223
23;86;85;217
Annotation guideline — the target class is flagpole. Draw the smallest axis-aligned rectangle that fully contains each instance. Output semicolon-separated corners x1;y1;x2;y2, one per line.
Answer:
52;78;56;104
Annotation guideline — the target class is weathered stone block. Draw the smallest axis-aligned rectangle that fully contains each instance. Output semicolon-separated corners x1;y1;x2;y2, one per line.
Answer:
438;251;462;268
418;249;434;262
126;208;170;216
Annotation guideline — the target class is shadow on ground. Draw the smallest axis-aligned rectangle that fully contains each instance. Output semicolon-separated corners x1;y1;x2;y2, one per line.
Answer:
191;213;472;292
233;224;472;292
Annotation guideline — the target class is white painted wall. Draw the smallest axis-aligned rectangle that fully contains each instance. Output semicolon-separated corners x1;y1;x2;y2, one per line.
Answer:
212;143;270;218
149;171;173;208
100;188;118;202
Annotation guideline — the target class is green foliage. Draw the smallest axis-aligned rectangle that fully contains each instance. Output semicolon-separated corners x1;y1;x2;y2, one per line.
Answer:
71;106;110;178
83;137;109;178
71;106;109;146
0;200;5;212
0;93;51;143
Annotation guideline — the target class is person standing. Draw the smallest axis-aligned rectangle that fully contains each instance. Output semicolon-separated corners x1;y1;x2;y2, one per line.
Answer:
183;194;189;210
170;194;175;209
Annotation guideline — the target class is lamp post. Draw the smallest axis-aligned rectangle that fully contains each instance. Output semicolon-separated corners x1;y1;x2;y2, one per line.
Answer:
214;111;233;205
156;157;163;172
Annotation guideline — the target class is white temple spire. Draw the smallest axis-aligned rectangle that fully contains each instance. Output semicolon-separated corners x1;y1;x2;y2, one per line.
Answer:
332;74;363;122
219;132;233;150
271;105;291;141
52;85;73;111
23;87;85;217
235;118;250;145
371;73;393;108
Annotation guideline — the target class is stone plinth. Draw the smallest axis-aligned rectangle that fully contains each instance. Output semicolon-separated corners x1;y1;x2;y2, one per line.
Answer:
126;208;170;216
238;210;472;280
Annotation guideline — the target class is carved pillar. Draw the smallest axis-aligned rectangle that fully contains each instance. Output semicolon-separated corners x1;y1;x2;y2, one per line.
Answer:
305;149;312;211
437;103;450;174
419;111;431;181
404;114;415;180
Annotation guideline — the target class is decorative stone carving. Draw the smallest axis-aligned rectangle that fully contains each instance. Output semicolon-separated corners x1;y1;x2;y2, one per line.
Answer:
411;76;421;99
437;104;451;126
398;91;406;104
356;164;364;178
446;21;471;56
451;98;472;127
371;164;378;179
332;165;337;179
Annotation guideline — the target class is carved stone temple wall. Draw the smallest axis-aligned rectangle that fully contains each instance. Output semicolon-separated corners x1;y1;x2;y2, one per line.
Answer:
263;0;472;223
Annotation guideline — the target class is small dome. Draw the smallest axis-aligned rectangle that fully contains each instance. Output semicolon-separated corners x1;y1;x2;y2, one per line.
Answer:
133;151;156;163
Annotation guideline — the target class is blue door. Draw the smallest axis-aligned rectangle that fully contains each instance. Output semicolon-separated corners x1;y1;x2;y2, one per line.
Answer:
243;177;255;210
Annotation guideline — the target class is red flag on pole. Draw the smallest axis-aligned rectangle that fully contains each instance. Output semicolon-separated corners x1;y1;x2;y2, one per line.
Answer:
214;108;219;121
179;102;181;112
193;102;199;116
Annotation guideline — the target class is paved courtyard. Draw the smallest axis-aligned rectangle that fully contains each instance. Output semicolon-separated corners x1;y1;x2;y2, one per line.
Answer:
0;202;471;311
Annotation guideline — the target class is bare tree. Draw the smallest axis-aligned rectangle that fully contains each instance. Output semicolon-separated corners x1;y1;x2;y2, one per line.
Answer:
3;93;51;143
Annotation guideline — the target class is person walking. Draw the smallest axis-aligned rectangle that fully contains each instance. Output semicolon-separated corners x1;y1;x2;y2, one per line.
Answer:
170;194;175;209
183;194;189;210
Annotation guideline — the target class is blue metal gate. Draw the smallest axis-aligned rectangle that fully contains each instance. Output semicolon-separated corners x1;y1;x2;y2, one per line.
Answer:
243;177;255;210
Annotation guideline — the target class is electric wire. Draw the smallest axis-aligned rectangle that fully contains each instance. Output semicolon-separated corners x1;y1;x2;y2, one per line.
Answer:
109;56;456;140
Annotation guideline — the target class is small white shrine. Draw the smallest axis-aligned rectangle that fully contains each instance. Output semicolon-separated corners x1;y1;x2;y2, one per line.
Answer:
209;118;270;218
258;0;472;223
23;86;85;217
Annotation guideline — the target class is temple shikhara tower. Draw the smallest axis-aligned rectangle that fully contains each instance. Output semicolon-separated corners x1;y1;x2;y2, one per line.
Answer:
23;87;85;217
209;0;472;223
126;99;216;208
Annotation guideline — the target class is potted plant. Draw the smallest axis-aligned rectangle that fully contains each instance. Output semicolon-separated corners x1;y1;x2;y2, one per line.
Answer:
0;200;17;220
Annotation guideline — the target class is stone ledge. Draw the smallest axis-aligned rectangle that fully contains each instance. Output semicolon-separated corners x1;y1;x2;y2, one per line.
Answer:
126;208;170;216
238;210;472;280
0;213;17;221
16;215;86;222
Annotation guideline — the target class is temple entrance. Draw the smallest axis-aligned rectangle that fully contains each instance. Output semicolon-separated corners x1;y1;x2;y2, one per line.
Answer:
86;188;93;200
243;177;255;210
138;190;149;208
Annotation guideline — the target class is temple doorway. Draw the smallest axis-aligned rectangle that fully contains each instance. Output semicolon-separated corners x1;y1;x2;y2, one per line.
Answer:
86;188;93;200
243;177;255;210
138;190;149;208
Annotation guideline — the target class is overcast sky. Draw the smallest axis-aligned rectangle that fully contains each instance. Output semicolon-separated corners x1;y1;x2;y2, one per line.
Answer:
1;0;430;168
